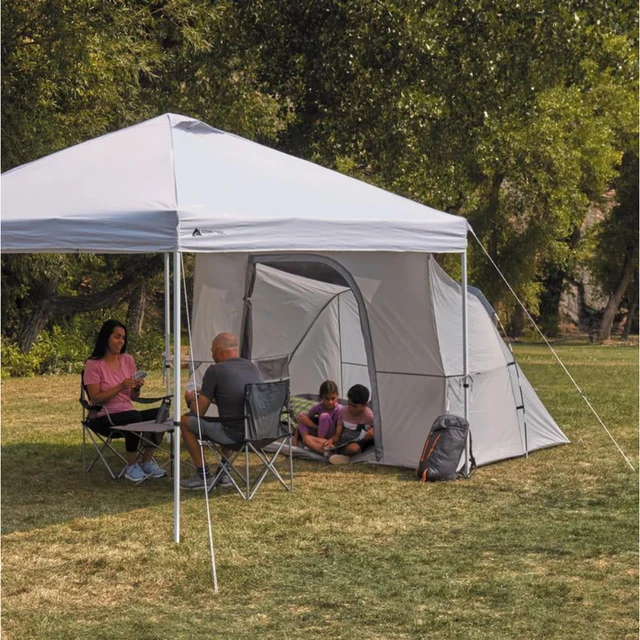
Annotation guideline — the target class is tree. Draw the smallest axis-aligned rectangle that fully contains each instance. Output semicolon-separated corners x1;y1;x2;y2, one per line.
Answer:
1;0;294;352
2;0;637;350
240;0;637;326
591;150;639;340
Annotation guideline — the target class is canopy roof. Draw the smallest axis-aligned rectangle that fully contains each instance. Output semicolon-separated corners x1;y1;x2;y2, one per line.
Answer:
1;113;469;254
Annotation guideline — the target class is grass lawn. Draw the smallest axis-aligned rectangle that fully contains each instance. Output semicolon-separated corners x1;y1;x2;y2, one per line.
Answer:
1;343;638;639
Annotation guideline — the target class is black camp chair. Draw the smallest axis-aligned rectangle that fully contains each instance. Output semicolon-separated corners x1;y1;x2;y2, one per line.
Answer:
199;379;294;500
80;370;173;479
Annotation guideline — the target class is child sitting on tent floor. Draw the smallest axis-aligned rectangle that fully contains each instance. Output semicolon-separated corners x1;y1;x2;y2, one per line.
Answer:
295;380;343;454
325;384;375;465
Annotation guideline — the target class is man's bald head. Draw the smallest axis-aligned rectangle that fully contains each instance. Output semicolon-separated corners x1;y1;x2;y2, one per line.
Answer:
211;332;239;362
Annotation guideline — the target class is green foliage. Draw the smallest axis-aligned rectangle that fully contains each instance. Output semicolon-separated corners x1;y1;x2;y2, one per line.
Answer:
2;313;101;377
245;1;637;316
1;0;292;171
1;0;637;346
0;308;167;377
127;329;167;372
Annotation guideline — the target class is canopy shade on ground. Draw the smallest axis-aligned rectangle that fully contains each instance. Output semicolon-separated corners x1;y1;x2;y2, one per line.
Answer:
1;113;469;254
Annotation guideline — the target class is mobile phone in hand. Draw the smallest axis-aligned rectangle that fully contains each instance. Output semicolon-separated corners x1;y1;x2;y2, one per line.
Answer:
132;371;147;380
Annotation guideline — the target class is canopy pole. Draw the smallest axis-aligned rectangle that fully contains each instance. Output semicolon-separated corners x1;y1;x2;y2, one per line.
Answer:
173;251;182;543
164;254;171;397
462;251;471;477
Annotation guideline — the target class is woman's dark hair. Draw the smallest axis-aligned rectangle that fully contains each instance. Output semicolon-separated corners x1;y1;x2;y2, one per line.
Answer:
89;319;127;360
319;380;339;398
347;384;370;406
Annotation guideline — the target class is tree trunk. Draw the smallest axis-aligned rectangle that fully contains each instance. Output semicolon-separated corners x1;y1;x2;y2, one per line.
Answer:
621;273;638;340
126;283;146;336
508;304;526;337
17;273;138;353
17;275;59;352
599;248;636;341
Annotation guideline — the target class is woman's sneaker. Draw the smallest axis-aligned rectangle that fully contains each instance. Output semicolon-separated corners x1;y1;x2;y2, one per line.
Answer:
124;462;146;483
141;460;167;479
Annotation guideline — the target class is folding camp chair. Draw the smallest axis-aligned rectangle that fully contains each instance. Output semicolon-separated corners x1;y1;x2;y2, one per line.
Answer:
80;371;173;479
200;379;294;500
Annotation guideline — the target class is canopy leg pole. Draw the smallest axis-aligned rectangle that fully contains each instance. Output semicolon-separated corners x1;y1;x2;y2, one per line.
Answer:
173;251;182;543
462;251;471;477
164;254;171;397
164;254;173;477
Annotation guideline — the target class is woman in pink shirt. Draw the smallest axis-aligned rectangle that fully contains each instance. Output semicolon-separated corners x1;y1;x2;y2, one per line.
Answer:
84;319;166;483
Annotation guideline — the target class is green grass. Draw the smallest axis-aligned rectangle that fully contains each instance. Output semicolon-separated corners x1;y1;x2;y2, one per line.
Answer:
1;344;638;639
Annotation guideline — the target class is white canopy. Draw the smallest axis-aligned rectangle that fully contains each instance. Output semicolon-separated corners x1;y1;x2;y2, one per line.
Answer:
1;113;469;254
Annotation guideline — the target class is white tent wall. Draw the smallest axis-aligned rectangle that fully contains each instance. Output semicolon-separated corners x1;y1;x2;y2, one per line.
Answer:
250;263;346;361
251;266;372;398
433;258;570;463
337;252;445;376
284;301;342;396
446;367;525;465
516;368;570;450
430;258;508;375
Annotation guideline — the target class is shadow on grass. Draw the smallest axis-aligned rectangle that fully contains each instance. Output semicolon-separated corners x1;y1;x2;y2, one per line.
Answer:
1;441;185;535
1;441;401;536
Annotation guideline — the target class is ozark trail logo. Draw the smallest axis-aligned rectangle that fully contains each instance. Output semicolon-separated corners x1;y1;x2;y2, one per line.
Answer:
192;228;225;237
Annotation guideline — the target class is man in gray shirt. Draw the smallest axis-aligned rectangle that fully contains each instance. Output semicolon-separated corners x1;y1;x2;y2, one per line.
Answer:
180;332;263;490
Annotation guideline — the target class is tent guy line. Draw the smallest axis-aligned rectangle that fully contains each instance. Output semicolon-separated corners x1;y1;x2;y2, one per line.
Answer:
182;253;219;592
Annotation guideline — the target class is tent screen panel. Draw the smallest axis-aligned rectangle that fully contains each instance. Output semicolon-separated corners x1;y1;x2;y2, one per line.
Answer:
251;263;370;400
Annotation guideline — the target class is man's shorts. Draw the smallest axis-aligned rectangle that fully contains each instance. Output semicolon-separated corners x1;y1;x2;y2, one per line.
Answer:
184;414;243;447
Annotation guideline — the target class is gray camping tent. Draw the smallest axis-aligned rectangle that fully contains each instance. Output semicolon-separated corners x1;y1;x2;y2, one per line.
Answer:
188;257;569;469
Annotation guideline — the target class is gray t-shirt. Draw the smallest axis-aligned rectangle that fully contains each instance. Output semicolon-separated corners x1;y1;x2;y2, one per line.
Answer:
201;358;263;428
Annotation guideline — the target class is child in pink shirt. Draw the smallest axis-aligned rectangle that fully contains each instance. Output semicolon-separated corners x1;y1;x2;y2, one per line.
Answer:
296;380;343;455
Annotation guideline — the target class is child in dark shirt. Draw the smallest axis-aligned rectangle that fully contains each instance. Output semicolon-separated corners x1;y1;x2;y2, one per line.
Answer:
325;384;374;465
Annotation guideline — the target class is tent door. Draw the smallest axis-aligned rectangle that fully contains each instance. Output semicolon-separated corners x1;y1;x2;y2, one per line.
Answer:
241;254;383;461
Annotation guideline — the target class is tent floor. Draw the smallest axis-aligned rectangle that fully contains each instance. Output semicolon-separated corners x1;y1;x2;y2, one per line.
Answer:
264;441;377;465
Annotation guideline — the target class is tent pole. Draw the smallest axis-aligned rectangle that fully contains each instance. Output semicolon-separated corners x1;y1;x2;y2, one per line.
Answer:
173;251;182;543
462;251;471;477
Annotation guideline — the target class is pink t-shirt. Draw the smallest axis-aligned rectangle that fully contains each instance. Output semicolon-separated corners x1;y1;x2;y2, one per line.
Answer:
84;354;137;417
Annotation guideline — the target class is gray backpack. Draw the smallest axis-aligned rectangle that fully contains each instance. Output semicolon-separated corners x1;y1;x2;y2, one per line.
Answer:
417;414;475;481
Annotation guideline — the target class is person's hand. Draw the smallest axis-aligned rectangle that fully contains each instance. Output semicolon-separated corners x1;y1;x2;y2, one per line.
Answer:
298;414;315;428
135;377;145;388
121;377;137;390
322;439;334;450
185;388;200;404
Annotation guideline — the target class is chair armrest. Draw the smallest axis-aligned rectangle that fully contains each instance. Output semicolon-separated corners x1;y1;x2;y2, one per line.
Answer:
134;395;172;405
82;401;115;427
